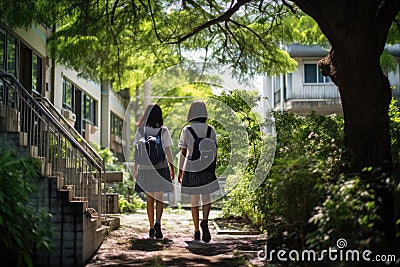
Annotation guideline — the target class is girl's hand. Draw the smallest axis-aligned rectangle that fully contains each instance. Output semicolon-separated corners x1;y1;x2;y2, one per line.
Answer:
170;165;175;181
133;163;138;179
178;170;183;183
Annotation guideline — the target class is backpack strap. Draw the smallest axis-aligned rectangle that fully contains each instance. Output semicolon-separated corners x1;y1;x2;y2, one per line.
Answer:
156;127;163;137
206;126;212;138
186;126;199;139
188;126;212;139
138;127;145;138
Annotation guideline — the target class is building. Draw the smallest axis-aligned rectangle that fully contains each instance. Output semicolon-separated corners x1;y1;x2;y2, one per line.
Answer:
1;24;130;159
263;44;400;115
0;23;128;266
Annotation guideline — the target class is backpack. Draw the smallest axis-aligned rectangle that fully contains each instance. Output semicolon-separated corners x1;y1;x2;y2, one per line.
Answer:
186;126;217;172
134;127;165;165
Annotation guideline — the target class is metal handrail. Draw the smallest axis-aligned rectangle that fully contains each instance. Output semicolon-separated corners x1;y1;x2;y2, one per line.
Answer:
0;71;103;171
35;96;103;166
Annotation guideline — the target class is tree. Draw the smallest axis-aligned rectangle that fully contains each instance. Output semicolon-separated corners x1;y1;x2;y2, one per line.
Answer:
291;2;400;247
295;1;399;174
1;0;399;247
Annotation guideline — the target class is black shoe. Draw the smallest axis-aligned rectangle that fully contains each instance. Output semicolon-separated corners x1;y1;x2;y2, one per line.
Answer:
194;231;201;241
200;220;211;242
154;222;163;239
149;228;155;238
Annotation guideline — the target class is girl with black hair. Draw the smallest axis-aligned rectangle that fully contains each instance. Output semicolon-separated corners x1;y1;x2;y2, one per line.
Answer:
132;103;175;239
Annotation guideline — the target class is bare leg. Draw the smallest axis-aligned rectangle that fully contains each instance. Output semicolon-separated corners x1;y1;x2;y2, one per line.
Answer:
201;194;211;220
155;191;164;221
146;193;155;228
200;194;212;242
191;195;200;231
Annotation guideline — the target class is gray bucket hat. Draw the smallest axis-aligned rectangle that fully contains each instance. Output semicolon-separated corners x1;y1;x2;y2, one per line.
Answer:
187;100;208;122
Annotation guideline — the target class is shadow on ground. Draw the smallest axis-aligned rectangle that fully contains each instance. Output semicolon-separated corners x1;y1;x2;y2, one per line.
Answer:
130;238;173;251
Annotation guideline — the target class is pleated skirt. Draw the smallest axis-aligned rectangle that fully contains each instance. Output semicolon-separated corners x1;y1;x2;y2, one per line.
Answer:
134;167;174;193
181;169;220;195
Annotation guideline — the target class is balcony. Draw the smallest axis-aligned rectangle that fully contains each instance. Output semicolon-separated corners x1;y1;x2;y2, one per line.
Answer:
275;83;342;115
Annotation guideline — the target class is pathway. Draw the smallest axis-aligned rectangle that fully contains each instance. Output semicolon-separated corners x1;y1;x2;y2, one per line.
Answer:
86;209;268;266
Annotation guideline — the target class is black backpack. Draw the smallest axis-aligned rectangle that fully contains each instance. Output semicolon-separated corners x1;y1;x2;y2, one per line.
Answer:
186;126;217;172
134;127;165;165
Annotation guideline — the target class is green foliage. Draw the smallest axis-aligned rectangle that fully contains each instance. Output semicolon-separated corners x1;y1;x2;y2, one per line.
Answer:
381;49;398;75
389;98;400;168
223;109;345;249
118;194;145;213
90;142;122;171
0;150;53;267
284;13;329;45
306;98;400;251
90;142;146;212
209;89;263;176
307;174;381;250
389;97;400;240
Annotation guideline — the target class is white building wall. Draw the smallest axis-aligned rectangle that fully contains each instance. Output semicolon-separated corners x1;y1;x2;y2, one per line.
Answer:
292;58;304;97
388;61;400;91
109;89;126;119
14;25;47;57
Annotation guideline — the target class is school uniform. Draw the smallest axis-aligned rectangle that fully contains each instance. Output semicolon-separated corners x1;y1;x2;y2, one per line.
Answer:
178;121;220;195
132;126;174;193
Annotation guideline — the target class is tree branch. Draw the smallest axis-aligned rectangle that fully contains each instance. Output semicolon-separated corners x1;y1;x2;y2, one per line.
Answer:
147;0;163;43
281;0;297;14
110;0;119;25
169;0;252;44
318;49;338;85
228;19;270;49
376;0;400;46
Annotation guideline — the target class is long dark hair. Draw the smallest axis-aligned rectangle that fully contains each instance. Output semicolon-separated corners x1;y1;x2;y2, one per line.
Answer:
137;103;164;128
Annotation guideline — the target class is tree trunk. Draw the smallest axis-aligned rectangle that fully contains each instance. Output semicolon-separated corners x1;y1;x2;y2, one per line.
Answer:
294;0;399;175
334;49;392;174
294;0;400;252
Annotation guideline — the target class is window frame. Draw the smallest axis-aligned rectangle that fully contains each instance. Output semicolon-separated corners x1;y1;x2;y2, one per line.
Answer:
62;77;74;110
83;93;96;125
110;112;123;136
31;53;42;95
304;63;332;84
6;33;16;76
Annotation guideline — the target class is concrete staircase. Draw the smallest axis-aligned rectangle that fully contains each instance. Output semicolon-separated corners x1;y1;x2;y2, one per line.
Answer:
0;72;121;266
0;129;112;266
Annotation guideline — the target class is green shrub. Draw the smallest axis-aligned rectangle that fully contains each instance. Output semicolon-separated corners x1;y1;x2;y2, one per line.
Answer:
223;109;344;249
220;95;400;254
0;150;53;267
118;194;145;213
307;173;381;250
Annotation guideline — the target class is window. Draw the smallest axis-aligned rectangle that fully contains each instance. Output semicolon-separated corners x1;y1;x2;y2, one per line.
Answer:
62;78;74;110
6;34;16;76
110;112;123;136
83;94;96;125
304;63;331;83
32;53;42;94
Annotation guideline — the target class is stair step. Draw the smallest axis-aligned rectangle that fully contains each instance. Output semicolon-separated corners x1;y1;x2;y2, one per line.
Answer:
73;196;88;201
18;132;28;146
0;103;6;117
30;146;38;158
1;107;20;132
52;172;64;189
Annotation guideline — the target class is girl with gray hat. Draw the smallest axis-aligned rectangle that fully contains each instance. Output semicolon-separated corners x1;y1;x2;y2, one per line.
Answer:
178;100;220;242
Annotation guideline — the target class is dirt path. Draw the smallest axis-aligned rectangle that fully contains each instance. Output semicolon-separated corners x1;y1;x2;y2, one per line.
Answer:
86;209;268;267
